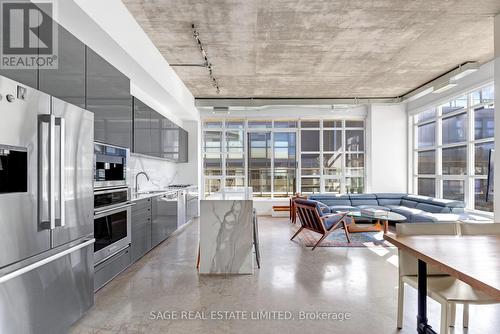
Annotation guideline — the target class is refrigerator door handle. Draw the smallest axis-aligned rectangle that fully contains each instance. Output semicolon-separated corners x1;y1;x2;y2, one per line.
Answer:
0;238;95;284
38;114;56;230
55;117;65;227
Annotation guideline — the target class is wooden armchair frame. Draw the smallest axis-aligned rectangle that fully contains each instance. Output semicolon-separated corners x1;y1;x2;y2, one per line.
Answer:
291;199;351;250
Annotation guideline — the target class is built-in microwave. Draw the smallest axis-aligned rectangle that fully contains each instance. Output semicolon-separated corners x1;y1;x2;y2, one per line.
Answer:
94;142;129;189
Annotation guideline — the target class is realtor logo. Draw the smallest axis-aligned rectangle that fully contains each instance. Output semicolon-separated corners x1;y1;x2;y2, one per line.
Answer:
0;1;58;69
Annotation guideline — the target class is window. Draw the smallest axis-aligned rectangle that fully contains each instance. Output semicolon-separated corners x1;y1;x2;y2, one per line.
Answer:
203;119;365;198
418;178;435;197
274;132;296;197
443;180;464;201
248;132;271;197
418;150;435;174
413;84;494;212
442;113;467;144
417;123;436;148
442;146;466;175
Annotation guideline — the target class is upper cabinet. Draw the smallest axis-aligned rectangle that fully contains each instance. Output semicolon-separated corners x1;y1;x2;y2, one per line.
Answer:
86;47;132;149
179;128;188;163
133;97;188;162
39;24;86;108
133;98;152;155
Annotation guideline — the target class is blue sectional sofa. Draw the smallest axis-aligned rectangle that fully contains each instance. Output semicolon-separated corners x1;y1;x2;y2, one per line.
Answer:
307;193;465;223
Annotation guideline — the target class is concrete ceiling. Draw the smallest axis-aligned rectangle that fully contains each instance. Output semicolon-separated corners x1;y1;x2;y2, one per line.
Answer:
123;0;500;99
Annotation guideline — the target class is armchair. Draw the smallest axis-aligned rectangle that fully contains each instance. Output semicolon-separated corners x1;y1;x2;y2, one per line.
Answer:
291;198;351;250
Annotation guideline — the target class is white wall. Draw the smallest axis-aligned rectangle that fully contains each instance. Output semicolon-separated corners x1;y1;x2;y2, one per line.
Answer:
494;14;500;221
365;104;408;193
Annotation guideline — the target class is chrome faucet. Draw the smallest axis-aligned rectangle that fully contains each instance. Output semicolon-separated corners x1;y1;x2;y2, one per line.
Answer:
135;171;150;193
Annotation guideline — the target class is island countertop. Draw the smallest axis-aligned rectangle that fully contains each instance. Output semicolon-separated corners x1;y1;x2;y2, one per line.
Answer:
199;188;254;275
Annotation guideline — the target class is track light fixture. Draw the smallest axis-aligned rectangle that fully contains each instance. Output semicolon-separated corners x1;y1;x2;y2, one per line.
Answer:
169;24;221;94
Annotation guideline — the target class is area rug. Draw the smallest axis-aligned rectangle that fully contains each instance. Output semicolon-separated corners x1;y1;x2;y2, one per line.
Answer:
294;227;395;248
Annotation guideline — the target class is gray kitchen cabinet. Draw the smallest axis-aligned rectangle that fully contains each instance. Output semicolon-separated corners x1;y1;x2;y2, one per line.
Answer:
151;194;178;247
133;96;188;162
0;2;38;89
94;246;131;292
133;97;152;155
131;198;152;263
179;128;189;163
39;24;86;108
150;109;162;157
86;47;133;149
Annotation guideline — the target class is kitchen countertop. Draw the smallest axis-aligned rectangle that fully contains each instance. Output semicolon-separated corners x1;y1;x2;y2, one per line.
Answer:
130;185;198;202
130;189;179;202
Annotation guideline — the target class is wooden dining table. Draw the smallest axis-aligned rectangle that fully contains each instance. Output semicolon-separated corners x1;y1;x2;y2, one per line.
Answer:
384;233;500;334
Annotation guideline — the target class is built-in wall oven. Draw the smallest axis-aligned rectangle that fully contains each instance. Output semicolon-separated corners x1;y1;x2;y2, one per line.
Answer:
94;187;132;265
94;142;129;189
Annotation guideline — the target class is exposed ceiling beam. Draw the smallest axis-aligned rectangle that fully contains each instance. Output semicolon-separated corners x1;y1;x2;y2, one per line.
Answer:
195;62;481;107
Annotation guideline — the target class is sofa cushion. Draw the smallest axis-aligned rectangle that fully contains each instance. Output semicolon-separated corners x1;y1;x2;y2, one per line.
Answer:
349;194;377;200
404;194;465;209
415;202;451;214
401;199;418;208
375;193;407;199
357;205;391;211
412;213;462;223
377;198;402;206
387;206;423;219
351;199;379;206
308;194;351;207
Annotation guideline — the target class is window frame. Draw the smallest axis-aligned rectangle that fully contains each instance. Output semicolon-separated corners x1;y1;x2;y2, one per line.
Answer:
202;118;366;198
412;83;494;213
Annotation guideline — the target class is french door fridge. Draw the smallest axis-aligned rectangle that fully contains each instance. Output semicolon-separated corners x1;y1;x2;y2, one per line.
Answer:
0;75;95;334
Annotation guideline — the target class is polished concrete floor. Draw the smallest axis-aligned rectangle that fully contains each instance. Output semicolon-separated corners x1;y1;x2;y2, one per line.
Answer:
70;217;500;334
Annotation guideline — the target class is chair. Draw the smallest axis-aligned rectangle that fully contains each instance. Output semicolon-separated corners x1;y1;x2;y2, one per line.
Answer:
396;223;497;334
290;193;306;224
291;198;350;250
454;223;500;328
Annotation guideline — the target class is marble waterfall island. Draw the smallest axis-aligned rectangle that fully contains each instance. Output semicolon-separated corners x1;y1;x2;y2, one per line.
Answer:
199;199;253;274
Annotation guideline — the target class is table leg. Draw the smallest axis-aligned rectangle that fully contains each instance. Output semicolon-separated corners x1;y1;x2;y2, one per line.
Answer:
383;220;388;234
417;259;437;334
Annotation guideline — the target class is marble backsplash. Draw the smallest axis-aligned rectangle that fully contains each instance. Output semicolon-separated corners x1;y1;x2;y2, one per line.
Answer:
128;153;178;191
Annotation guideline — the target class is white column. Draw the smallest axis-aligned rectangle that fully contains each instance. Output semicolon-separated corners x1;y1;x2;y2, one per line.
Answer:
366;104;408;193
494;14;500;221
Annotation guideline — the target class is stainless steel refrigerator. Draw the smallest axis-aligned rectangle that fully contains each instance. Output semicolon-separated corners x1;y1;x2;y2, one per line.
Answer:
0;75;95;334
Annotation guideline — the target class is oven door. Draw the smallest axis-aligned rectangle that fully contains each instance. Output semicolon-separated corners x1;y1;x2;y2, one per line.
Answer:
94;204;132;265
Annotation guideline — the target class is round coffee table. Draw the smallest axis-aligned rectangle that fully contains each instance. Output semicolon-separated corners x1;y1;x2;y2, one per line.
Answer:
343;211;407;233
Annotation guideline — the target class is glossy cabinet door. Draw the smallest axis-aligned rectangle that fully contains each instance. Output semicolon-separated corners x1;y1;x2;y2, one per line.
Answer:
161;118;180;161
86;47;132;149
179;128;189;163
0;4;38;88
39;25;85;108
131;198;152;263
150;110;162;157
133;97;152;155
132;97;188;162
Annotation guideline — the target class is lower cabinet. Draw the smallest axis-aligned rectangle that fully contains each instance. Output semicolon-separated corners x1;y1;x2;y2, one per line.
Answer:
94;246;131;292
152;194;178;247
131;198;152;263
